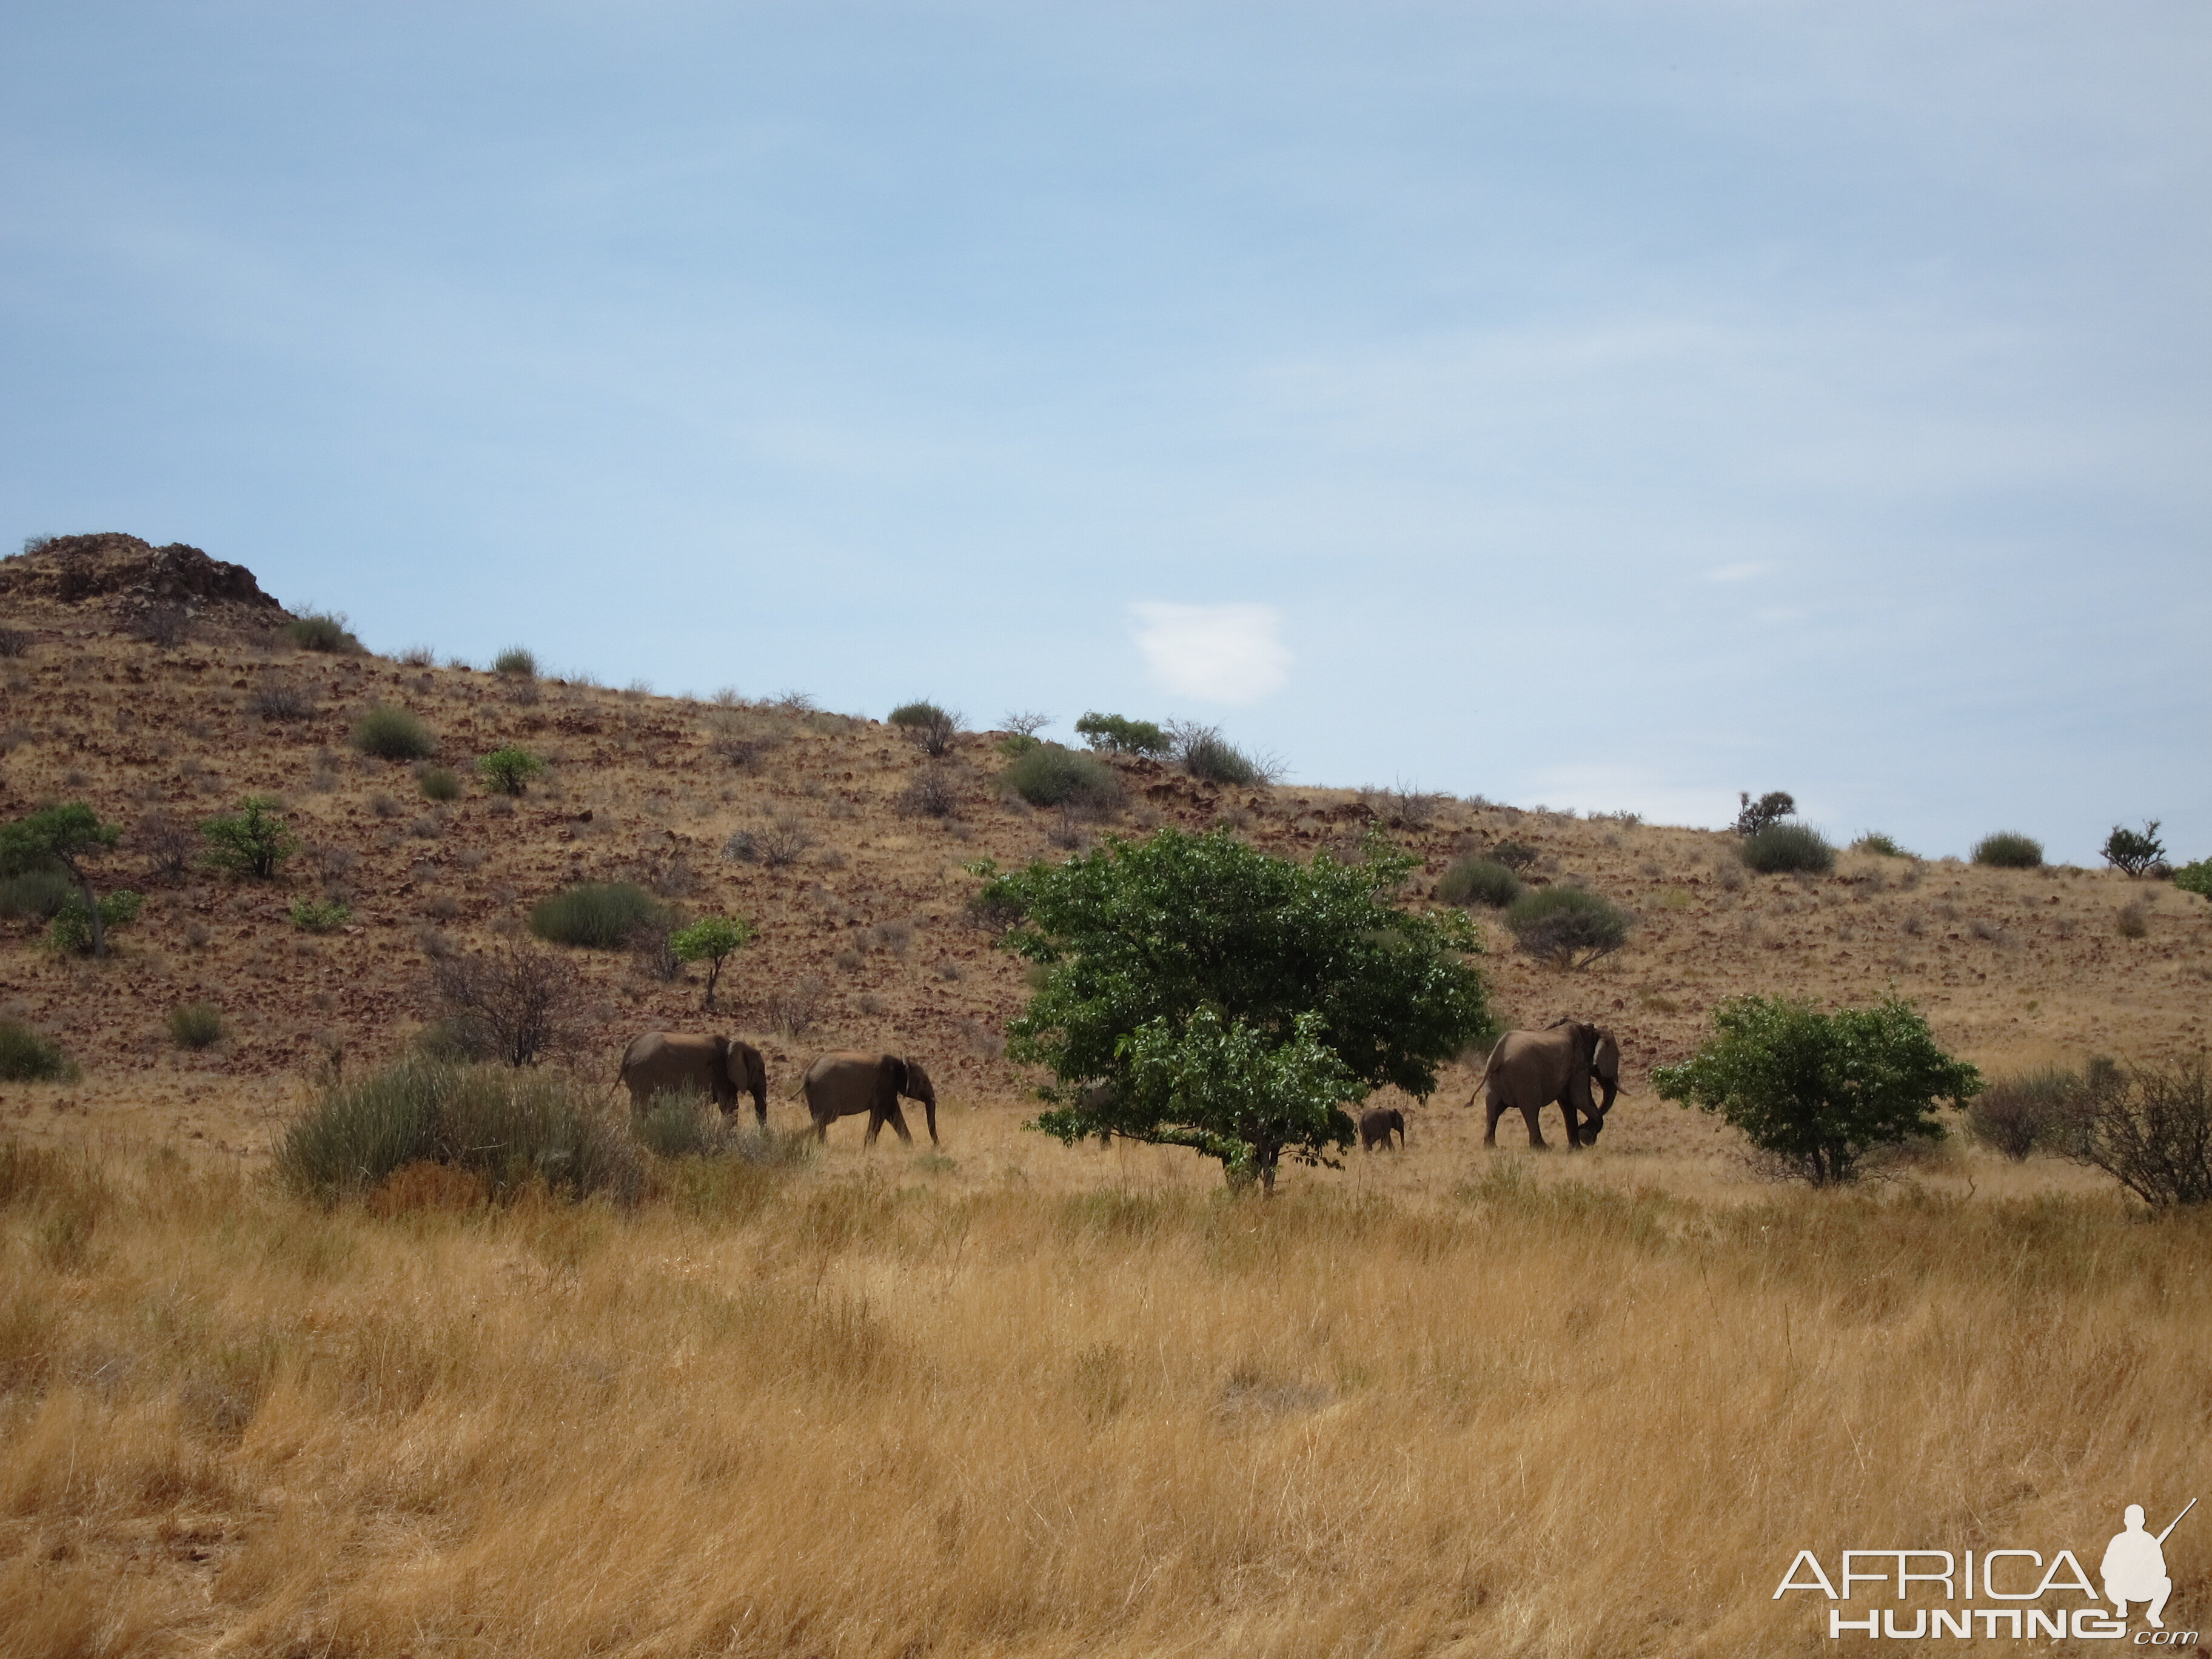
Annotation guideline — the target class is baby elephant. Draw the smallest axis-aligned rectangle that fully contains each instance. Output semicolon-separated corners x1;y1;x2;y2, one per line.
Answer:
1359;1107;1406;1151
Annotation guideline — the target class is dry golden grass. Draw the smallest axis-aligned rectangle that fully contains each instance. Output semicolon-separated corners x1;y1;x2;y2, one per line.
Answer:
4;1118;2210;1658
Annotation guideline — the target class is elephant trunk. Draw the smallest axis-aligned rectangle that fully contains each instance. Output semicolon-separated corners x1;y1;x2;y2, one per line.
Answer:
1596;1073;1618;1117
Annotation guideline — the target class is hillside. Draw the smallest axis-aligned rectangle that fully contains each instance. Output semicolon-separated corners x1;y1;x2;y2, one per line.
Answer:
3;535;2208;1175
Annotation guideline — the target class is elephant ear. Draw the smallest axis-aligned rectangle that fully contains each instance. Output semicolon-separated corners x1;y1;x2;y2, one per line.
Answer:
1594;1031;1620;1078
886;1055;908;1096
1573;1023;1600;1067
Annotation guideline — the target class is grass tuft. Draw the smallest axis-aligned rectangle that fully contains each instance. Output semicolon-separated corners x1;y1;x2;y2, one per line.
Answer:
1972;831;2043;869
528;882;666;950
166;1003;224;1050
352;704;437;762
0;1019;75;1081
1739;823;1836;874
1436;856;1521;908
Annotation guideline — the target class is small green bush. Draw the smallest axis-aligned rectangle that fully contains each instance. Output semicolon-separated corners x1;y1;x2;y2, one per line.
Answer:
995;733;1043;757
0;869;74;921
670;914;754;1011
290;896;351;933
1176;726;1268;787
2175;859;2212;901
1965;1065;2082;1161
199;798;298;880
1740;823;1837;875
286;612;360;653
493;646;538;678
1503;885;1632;969
417;765;461;802
0;1019;75;1082
352;704;437;762
2102;821;2165;877
528;882;666;950
1851;832;1910;858
1074;712;1171;756
1436;856;1521;908
1000;744;1124;811
1972;831;2043;869
477;745;546;796
167;1003;224;1050
50;890;142;954
273;1056;642;1204
889;700;952;729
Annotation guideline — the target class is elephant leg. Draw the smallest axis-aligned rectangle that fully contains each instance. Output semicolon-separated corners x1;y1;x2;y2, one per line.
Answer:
1483;1096;1505;1147
884;1105;914;1145
814;1113;831;1144
863;1111;883;1147
1521;1104;1547;1148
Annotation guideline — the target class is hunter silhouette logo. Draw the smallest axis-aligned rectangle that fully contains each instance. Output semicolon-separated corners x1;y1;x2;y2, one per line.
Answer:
1775;1498;2198;1643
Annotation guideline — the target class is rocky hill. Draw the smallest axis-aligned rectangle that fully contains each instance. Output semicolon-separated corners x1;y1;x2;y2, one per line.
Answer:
2;537;2207;1161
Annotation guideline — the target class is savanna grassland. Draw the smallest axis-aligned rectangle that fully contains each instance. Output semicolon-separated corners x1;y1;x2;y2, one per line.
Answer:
4;535;2212;1657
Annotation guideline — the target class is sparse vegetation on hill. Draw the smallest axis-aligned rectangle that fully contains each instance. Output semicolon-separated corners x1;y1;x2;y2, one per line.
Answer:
1502;885;1632;970
2102;820;2165;877
0;1017;73;1081
2176;857;2212;900
889;700;960;756
286;611;360;653
1733;789;1796;836
1;802;126;957
1436;854;1521;908
670;914;752;1011
50;886;143;954
198;796;297;880
1965;1063;2087;1161
351;703;437;760
529;881;666;950
1173;722;1272;786
166;1002;224;1050
417;764;460;802
1738;821;1836;874
1000;742;1122;811
494;646;537;678
477;744;546;796
1075;711;1170;756
1850;831;1909;857
1972;830;2043;869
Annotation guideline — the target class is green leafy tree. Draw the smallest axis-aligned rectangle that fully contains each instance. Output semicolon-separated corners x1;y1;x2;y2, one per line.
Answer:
1652;995;1981;1185
991;828;1496;1192
51;889;144;954
2175;858;2212;901
1074;711;1171;756
0;803;122;957
199;797;298;880
290;897;352;933
670;914;754;1011
477;745;546;796
2102;820;2165;877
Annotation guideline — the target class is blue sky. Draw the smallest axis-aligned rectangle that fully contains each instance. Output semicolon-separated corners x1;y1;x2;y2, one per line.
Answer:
4;3;2206;863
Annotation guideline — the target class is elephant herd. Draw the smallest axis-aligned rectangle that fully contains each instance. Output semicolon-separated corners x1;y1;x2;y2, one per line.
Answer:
616;1031;938;1145
615;1019;1621;1157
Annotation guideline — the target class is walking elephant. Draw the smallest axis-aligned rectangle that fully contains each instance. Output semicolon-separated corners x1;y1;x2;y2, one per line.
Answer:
801;1051;937;1145
1473;1022;1620;1149
618;1031;769;1125
1359;1107;1406;1151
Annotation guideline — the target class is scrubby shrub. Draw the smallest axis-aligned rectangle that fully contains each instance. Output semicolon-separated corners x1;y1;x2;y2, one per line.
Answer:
50;890;142;953
274;1056;640;1204
429;940;588;1066
286;612;360;653
528;882;666;950
1972;831;2043;869
0;628;30;659
890;702;960;757
634;1089;730;1159
1175;724;1271;787
2057;1056;2212;1206
1000;744;1124;811
1965;1065;2082;1161
167;1003;224;1051
2116;901;2150;939
1489;840;1538;871
493;646;537;678
889;700;951;728
2102;821;2165;877
352;703;436;762
0;1019;74;1082
0;869;74;921
1436;856;1521;908
248;674;314;720
1074;712;1170;756
1502;886;1632;970
1733;791;1796;836
1740;823;1837;875
199;797;297;880
289;897;350;934
723;816;812;868
417;765;460;802
2176;859;2212;901
477;745;546;796
1654;995;1980;1186
1851;832;1909;858
899;766;961;819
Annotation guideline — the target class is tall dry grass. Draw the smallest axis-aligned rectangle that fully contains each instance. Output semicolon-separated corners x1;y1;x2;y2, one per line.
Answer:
2;1136;2208;1657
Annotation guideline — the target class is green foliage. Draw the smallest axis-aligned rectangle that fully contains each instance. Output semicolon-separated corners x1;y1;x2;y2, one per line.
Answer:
2175;859;2212;901
351;703;437;762
1;803;124;954
273;1056;642;1204
670;914;754;1010
286;612;360;653
0;869;74;921
1850;832;1910;858
1740;822;1837;874
888;700;952;728
1652;994;1980;1185
417;765;460;802
1733;791;1796;836
1965;1065;2085;1161
994;733;1043;757
994;828;1495;1189
289;896;351;934
1501;885;1632;969
49;889;142;954
1972;831;2043;869
528;882;666;950
634;1090;730;1159
476;745;546;796
0;1020;75;1082
166;1003;224;1051
198;797;297;880
1000;743;1124;811
2102;820;2165;877
493;646;538;678
1074;712;1170;756
1436;856;1521;908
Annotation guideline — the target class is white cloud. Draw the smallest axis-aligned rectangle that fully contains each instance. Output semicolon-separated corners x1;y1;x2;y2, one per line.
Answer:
1130;602;1291;703
1704;560;1775;583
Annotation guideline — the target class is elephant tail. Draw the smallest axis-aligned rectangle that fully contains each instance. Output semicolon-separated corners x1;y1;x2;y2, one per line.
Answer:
1466;1037;1507;1108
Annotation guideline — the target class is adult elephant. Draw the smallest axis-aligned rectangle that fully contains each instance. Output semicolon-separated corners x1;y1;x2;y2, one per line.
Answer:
801;1051;937;1145
1359;1107;1406;1151
1473;1022;1620;1149
618;1032;769;1125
